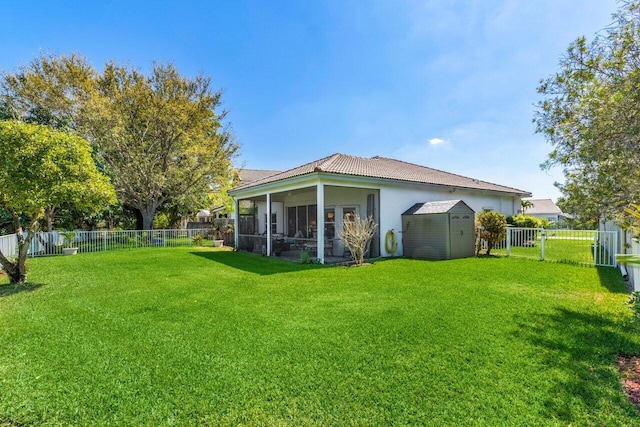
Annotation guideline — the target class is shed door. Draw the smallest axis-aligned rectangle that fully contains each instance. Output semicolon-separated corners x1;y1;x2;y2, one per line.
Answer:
450;214;475;259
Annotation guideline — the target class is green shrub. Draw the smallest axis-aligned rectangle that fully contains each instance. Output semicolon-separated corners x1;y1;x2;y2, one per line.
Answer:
629;292;640;320
300;250;312;264
153;212;169;229
476;211;507;256
508;214;548;229
192;234;204;246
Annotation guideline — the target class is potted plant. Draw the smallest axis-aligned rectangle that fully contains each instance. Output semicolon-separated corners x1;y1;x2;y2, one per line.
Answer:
212;226;224;247
60;230;78;255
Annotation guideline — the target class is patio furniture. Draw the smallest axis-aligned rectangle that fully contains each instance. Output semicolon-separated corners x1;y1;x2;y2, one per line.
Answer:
304;239;334;257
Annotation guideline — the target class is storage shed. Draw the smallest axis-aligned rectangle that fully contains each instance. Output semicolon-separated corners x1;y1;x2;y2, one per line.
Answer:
401;200;475;260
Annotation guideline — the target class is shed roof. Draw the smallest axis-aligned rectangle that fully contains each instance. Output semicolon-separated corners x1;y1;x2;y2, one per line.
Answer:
231;153;530;196
402;200;474;215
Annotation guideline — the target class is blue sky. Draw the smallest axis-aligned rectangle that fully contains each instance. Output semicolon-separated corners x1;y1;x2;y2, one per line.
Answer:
1;1;618;200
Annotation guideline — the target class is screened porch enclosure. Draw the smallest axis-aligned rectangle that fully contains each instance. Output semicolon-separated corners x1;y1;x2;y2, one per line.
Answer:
234;185;380;263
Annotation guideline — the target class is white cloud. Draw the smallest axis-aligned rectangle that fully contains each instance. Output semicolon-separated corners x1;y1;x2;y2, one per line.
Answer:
429;137;446;145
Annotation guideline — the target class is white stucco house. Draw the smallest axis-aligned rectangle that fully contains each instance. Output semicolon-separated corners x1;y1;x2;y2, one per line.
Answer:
522;198;566;225
228;153;531;263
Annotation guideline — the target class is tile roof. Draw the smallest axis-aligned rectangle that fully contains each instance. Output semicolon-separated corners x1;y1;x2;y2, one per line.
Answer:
231;153;530;195
523;199;563;215
238;169;281;184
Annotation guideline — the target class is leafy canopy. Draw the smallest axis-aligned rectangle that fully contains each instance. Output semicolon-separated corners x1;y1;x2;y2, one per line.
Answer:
2;54;239;230
0;120;115;217
0;120;116;283
534;0;640;223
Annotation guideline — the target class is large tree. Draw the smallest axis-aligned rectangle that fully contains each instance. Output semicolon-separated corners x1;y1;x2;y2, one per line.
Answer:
85;62;238;229
2;54;238;230
534;0;640;222
0;121;116;283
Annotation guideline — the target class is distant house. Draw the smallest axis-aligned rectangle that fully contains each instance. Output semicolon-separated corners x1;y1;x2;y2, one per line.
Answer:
239;169;281;185
522;199;565;224
229;153;531;263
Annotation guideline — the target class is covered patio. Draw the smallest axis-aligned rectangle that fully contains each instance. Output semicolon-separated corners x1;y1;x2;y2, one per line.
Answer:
231;181;380;264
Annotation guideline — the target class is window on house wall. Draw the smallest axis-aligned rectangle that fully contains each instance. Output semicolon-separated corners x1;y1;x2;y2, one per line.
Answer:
263;213;277;235
297;206;307;238
325;208;335;240
287;206;296;237
308;205;317;237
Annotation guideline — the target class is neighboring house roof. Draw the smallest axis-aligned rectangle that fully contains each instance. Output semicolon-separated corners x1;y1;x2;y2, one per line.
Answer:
402;200;473;215
231;153;530;196
238;169;281;185
524;199;563;215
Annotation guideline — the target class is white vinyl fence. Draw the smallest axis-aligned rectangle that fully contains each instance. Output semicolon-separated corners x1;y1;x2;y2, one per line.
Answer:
489;227;618;267
0;228;225;259
0;233;17;259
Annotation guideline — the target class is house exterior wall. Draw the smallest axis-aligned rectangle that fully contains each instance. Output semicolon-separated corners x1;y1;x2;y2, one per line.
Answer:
231;172;523;261
379;183;520;256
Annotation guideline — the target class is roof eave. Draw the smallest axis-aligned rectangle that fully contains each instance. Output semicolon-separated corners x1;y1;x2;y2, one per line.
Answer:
229;171;531;198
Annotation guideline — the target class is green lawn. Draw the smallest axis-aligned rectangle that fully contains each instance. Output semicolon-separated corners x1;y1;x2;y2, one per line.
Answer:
1;248;639;425
493;234;614;266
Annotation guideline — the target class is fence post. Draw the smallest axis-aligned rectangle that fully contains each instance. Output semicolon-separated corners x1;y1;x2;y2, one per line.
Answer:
506;227;511;257
540;229;546;261
613;231;618;268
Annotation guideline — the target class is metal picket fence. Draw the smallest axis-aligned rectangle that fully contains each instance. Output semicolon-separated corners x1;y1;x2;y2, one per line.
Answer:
0;228;229;258
489;227;618;267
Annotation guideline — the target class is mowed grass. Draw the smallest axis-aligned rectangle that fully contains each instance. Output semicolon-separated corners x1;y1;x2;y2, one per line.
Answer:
1;248;639;425
493;236;612;265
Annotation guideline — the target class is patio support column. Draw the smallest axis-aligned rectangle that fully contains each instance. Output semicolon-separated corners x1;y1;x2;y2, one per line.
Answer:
234;198;239;249
317;182;325;264
266;192;272;256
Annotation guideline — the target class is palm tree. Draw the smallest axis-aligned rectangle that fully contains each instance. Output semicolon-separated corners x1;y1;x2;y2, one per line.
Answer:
521;200;534;214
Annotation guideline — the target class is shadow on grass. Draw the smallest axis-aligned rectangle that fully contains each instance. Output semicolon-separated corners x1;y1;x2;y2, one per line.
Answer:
189;250;324;276
596;266;629;294
514;307;640;422
0;282;43;298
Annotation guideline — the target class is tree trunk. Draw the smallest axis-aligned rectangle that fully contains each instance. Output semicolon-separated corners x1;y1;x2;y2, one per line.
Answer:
141;208;155;230
0;248;27;284
45;205;55;232
7;264;26;283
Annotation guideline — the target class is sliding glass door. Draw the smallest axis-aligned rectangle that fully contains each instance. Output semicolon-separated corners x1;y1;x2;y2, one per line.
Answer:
286;205;318;238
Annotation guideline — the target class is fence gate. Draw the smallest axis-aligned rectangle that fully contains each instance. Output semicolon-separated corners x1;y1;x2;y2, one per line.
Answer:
490;228;618;267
